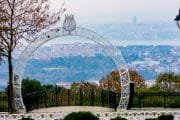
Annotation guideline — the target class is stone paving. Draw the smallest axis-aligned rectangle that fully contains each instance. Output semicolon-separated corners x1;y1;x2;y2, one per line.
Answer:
1;107;180;120
30;106;116;113
30;106;180;113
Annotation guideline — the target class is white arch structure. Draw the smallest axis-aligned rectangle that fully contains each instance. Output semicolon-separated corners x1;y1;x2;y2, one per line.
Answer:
13;15;131;113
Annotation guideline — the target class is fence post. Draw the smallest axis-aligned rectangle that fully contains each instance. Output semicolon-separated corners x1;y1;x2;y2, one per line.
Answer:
23;94;28;112
36;94;39;109
55;86;58;106
68;89;70;106
164;92;166;108
101;90;104;106
79;87;83;106
127;82;134;110
113;92;116;109
44;91;47;108
29;95;32;111
90;88;95;106
138;93;141;109
109;91;112;108
7;84;10;112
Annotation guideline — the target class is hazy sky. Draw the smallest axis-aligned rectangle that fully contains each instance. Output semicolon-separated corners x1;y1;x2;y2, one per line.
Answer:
51;0;180;24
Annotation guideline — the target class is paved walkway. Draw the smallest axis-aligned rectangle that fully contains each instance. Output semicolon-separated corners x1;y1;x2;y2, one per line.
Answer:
30;106;115;113
30;106;180;113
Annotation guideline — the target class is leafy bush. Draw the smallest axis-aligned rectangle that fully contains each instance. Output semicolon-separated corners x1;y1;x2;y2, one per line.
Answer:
111;116;127;120
158;114;174;120
19;117;34;120
22;78;42;94
63;112;99;120
145;118;157;120
145;114;174;120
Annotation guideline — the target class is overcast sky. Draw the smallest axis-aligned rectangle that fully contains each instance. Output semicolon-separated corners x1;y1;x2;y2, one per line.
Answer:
50;0;180;24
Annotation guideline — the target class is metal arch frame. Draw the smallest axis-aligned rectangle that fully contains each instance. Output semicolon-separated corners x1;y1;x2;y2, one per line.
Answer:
174;9;180;29
13;26;131;113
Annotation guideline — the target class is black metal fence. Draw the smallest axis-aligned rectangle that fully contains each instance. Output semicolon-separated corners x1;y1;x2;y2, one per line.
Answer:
132;92;180;108
23;88;118;112
0;95;8;112
1;89;180;112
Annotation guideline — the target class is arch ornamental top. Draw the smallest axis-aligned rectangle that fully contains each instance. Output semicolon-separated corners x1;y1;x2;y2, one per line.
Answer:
13;14;131;113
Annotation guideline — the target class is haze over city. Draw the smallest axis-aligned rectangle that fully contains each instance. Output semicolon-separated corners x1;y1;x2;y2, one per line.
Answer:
47;0;180;45
50;0;180;24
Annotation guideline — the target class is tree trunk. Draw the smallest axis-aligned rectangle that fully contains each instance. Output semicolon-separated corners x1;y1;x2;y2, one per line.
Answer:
8;51;16;113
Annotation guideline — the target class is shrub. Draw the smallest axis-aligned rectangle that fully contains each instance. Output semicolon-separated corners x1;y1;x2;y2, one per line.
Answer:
158;114;174;120
145;114;174;120
19;117;34;120
111;116;127;120
146;118;157;120
63;112;99;120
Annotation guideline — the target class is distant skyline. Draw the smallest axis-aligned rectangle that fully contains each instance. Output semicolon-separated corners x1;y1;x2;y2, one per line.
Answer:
50;0;180;25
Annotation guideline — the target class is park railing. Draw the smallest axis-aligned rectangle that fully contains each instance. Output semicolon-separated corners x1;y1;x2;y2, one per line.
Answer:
23;87;180;112
132;92;180;108
0;94;8;112
23;88;118;112
1;89;180;112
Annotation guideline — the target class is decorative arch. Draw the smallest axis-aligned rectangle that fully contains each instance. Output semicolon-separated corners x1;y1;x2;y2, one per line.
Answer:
13;15;131;113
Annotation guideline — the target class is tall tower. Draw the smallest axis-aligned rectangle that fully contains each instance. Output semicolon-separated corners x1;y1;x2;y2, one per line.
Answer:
133;16;137;25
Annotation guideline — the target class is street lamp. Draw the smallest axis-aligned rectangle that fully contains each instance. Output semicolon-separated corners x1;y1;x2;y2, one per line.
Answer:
174;9;180;29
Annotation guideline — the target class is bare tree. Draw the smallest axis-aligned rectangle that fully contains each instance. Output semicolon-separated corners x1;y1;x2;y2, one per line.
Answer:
0;0;8;61
0;43;4;61
0;0;66;113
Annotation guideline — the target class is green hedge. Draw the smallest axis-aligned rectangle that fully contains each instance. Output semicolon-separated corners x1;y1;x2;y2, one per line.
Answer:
146;118;157;120
145;114;174;120
111;117;127;120
158;114;174;120
63;112;99;120
19;117;34;120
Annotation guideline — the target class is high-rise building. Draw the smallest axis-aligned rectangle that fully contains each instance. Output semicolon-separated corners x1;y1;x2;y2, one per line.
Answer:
133;16;137;25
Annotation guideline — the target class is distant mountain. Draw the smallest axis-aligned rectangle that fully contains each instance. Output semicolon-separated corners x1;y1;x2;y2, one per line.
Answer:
24;54;116;84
